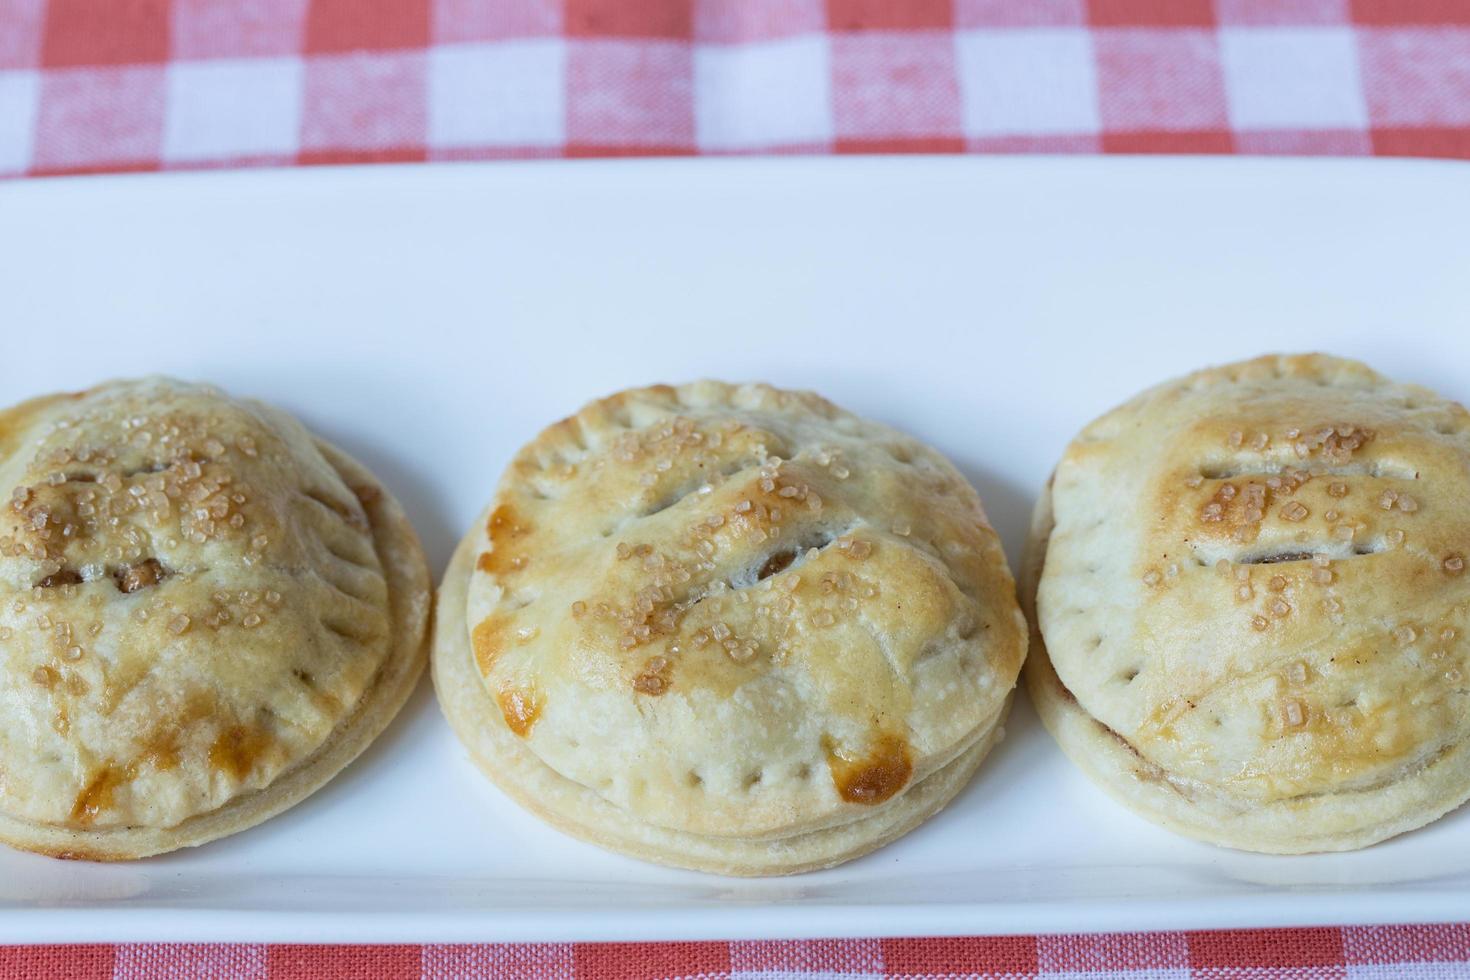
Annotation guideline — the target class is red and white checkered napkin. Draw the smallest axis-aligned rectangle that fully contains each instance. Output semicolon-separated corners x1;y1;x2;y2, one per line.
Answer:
6;927;1470;977
5;0;1470;974
2;0;1470;176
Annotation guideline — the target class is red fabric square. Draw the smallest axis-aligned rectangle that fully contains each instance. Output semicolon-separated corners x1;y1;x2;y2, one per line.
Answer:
1102;129;1233;152
955;0;1086;26
841;136;966;152
301;50;428;155
1372;126;1470;157
1352;0;1470;24
1094;28;1229;130
882;936;1040;975
566;0;692;38
432;0;562;41
1235;128;1373;154
298;147;429;164
1188;927;1346;969
267;945;420;979
41;0;170;68
33;64;166;173
832;31;962;140
1215;0;1349;24
0;0;46;69
1358;28;1470;125
826;0;952;30
693;0;825;42
567;39;693;148
573;941;731;979
305;0;431;53
172;0;309;58
0;946;113;979
1087;0;1215;26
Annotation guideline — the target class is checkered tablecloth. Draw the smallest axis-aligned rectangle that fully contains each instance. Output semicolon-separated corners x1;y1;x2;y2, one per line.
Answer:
6;1;1470;977
2;0;1469;176
7;927;1470;978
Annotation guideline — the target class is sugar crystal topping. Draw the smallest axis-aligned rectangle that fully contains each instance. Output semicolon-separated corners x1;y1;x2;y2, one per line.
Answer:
0;379;393;830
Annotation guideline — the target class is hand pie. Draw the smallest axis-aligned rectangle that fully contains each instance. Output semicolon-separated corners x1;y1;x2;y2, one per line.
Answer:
0;378;430;859
434;382;1026;875
1025;353;1470;852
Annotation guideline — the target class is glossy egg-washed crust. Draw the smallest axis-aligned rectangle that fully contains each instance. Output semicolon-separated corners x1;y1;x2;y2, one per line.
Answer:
434;381;1026;875
0;378;430;859
1025;354;1470;853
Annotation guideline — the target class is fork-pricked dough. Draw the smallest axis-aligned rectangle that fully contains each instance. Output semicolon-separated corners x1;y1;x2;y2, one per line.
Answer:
0;378;430;859
434;381;1026;874
1025;353;1470;853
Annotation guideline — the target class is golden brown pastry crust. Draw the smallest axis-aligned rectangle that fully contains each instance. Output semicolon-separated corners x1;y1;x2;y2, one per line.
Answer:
0;379;430;859
436;531;1010;875
1026;353;1470;852
434;381;1026;874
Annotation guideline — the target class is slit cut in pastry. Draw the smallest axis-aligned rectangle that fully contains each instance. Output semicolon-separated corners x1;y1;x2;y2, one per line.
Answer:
0;378;431;859
434;381;1027;875
1024;353;1470;853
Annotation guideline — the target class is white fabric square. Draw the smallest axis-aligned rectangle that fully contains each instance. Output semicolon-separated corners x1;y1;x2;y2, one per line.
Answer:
421;942;576;979
695;34;832;150
1346;965;1470;980
113;943;268;980
429;39;566;148
1035;970;1192;980
1221;27;1367;128
0;70;39;174
956;28;1100;136
163;57;303;162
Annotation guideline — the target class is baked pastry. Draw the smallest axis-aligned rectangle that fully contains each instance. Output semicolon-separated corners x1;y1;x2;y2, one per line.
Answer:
434;382;1026;875
0;378;430;859
1025;353;1470;853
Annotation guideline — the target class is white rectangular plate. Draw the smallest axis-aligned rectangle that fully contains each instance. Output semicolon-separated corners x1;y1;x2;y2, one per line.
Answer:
2;156;1470;944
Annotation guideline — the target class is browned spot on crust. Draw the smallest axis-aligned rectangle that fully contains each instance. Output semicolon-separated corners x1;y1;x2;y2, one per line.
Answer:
36;568;82;588
824;731;913;805
479;504;531;576
497;687;543;736
115;557;165;594
131;689;217;762
66;694;244;825
633;655;672;695
472;613;511;675
138;730;182;773
209;724;273;781
488;503;529;541
70;766;127;825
